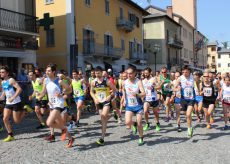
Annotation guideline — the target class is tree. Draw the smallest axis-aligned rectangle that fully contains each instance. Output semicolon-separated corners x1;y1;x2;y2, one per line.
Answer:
221;42;228;48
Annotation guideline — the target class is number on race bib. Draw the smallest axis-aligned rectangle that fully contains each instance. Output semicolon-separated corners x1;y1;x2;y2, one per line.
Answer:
204;88;212;97
49;95;58;105
128;96;138;106
98;92;106;102
184;87;193;99
223;96;230;103
74;89;80;96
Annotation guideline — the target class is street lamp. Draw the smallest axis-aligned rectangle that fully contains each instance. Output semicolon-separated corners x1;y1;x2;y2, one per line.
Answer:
153;44;161;75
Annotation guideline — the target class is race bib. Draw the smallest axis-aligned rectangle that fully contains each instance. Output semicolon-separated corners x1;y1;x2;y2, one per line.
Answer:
128;95;138;107
176;91;181;98
49;95;58;105
203;88;212;97
184;87;193;99
97;91;106;102
223;95;230;103
145;89;156;101
164;83;171;91
74;89;80;97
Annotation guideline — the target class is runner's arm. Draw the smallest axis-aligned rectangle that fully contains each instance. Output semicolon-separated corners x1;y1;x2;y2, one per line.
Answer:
60;80;72;95
137;80;146;98
38;78;47;100
90;81;96;100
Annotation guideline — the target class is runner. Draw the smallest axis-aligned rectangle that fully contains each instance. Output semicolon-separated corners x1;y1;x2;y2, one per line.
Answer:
176;66;195;138
193;72;203;122
0;65;33;142
219;76;230;130
118;72;127;114
38;63;74;148
172;71;182;132
28;70;49;129
201;72;216;129
122;66;146;146
70;70;87;126
142;67;161;132
158;67;172;122
90;66;117;146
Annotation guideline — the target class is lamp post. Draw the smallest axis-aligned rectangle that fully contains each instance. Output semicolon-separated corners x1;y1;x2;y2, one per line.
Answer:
153;44;161;75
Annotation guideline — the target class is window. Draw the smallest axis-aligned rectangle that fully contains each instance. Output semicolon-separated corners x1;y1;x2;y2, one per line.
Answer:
229;54;230;58
218;63;221;67
189;32;192;41
119;7;124;19
228;63;230;67
83;29;95;54
129;41;134;57
184;48;188;58
183;28;187;38
46;29;55;47
45;0;54;5
218;54;221;59
121;39;125;51
211;46;216;51
128;12;136;24
104;34;113;55
85;0;91;6
105;0;110;15
135;16;140;28
212;56;215;62
189;51;193;59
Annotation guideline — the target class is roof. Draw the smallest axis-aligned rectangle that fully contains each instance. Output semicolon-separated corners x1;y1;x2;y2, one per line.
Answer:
145;5;194;29
207;42;217;46
218;48;230;54
126;0;149;15
144;14;181;27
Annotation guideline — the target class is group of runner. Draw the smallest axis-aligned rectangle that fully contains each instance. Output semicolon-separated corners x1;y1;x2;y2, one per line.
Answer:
0;64;229;147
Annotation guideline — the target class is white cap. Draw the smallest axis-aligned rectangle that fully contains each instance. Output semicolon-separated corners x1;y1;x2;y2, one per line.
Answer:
107;68;112;72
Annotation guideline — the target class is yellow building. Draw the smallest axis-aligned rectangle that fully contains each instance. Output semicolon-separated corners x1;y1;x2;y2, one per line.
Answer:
36;0;148;73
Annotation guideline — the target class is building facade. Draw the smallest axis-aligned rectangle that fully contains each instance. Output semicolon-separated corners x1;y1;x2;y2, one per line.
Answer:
216;48;230;73
143;13;182;72
36;0;148;73
0;0;38;73
207;42;218;72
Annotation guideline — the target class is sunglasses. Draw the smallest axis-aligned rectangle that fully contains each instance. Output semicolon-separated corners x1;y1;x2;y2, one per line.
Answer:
203;76;209;77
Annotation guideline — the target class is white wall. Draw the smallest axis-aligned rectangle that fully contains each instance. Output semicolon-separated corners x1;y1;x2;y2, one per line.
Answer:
217;53;230;73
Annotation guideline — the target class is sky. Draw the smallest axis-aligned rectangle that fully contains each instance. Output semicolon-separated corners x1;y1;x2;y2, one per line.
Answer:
132;0;230;45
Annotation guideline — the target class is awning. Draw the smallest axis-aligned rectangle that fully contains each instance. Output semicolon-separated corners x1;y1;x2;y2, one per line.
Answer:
0;50;27;58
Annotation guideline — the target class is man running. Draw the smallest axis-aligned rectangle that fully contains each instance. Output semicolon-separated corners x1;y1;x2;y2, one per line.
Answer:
90;66;117;146
176;66;195;138
71;70;87;126
142;67;161;132
38;63;74;148
0;65;33;142
122;66;146;145
28;70;48;129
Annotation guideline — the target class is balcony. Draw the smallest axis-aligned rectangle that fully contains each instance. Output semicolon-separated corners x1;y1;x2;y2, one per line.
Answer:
116;17;134;33
130;52;147;60
0;8;38;34
83;42;123;59
0;35;38;50
167;37;183;49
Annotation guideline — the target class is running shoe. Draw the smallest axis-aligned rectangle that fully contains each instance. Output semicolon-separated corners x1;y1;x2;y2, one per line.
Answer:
75;121;80;127
0;126;3;131
96;138;104;146
44;135;55;142
113;111;118;120
206;124;211;129
61;128;67;141
118;117;122;124
67;122;75;131
164;117;170;122
143;123;150;131
132;123;137;135
177;125;182;132
3;135;15;142
23;105;33;113
155;123;160;132
66;137;75;148
36;123;46;129
187;127;193;138
223;125;228;130
138;138;144;146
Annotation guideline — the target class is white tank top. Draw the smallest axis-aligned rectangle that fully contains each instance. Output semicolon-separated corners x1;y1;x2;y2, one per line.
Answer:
180;75;195;100
124;78;141;107
46;78;64;109
2;78;21;105
222;84;230;103
142;77;157;101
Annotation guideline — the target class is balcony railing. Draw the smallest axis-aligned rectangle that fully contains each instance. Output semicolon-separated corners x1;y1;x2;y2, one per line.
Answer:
83;42;123;59
130;52;147;60
0;8;38;33
116;17;134;32
0;35;38;50
167;37;183;49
